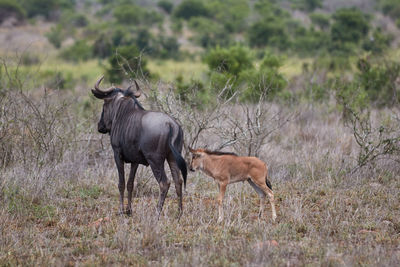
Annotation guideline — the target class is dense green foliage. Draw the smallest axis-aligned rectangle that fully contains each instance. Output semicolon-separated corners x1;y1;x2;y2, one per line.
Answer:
0;0;26;22
174;0;210;20
330;8;369;46
8;0;399;107
16;0;74;20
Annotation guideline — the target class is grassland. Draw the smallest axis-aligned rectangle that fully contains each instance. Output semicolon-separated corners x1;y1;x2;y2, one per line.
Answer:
1;88;399;265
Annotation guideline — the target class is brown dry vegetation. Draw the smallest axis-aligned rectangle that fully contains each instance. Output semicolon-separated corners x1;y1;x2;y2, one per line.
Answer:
1;69;399;266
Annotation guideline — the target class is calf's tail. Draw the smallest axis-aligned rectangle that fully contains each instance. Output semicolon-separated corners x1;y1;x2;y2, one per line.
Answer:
265;174;272;190
168;125;187;190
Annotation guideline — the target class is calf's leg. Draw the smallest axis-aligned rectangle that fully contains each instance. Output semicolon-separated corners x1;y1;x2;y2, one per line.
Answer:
251;178;277;222
217;182;227;223
248;179;266;217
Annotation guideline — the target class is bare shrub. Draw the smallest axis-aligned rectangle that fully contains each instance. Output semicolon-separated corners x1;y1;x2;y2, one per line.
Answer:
214;90;294;157
147;79;236;159
343;105;400;173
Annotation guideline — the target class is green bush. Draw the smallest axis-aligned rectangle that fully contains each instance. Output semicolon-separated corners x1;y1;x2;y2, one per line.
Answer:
309;12;330;30
204;45;253;76
17;0;74;20
113;4;140;24
60;11;88;27
209;71;238;98
188;17;231;48
290;0;322;11
106;45;150;83
380;0;400;20
0;0;26;23
60;40;93;62
334;78;369;119
174;0;210;20
206;0;250;33
248;20;290;49
356;57;400;107
293;28;330;55
45;25;64;49
241;52;287;101
158;0;173;14
362;29;393;54
113;4;162;26
330;8;369;46
240;68;287;101
110;26;133;47
39;70;74;90
93;34;113;58
175;75;208;105
155;35;180;59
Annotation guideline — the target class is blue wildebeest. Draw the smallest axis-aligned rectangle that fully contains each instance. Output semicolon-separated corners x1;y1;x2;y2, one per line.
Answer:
92;76;187;216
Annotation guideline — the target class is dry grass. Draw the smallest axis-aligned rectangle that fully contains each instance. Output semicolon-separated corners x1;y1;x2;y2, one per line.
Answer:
1;83;399;266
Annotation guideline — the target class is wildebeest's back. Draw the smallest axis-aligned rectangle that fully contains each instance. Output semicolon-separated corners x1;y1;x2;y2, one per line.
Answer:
139;111;183;158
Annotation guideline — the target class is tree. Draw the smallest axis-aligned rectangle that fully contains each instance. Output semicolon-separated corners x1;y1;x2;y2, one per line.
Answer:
106;45;150;83
248;20;290;49
205;46;253;76
330;8;369;45
173;0;210;20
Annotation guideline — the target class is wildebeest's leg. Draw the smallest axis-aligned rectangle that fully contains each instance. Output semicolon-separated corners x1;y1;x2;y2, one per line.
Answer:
217;181;227;223
149;162;171;217
251;179;277;222
114;152;125;215
248;179;266;217
167;156;183;217
126;163;139;215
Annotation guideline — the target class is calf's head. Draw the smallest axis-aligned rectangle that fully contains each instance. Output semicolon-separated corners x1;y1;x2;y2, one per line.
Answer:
91;76;141;134
188;147;206;172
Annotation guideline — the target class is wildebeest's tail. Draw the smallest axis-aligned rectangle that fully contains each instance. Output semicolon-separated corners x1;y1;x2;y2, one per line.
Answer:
168;125;187;190
266;174;272;190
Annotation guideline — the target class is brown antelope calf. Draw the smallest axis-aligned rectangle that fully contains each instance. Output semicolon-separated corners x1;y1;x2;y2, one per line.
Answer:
189;148;277;222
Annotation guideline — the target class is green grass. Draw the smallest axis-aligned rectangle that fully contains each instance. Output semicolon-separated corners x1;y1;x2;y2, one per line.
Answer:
147;59;208;82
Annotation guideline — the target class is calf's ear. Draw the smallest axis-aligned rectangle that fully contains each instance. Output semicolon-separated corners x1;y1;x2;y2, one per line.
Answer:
188;147;195;153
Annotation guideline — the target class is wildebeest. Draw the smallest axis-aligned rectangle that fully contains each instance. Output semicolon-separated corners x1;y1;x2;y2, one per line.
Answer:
189;148;277;222
91;76;187;216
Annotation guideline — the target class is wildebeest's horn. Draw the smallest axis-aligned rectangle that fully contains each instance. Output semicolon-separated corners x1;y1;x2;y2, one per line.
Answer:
133;80;141;98
93;75;114;94
94;75;104;90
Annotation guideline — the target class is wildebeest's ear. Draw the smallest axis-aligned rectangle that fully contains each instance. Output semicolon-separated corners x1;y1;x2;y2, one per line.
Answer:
133;80;141;98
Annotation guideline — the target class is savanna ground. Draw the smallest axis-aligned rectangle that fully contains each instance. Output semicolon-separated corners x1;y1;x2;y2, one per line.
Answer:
0;76;399;266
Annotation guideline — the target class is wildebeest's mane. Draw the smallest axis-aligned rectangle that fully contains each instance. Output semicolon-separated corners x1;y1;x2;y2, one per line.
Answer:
204;149;238;156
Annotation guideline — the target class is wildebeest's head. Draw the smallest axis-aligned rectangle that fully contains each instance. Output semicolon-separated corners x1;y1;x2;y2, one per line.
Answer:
91;76;141;134
188;147;206;172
